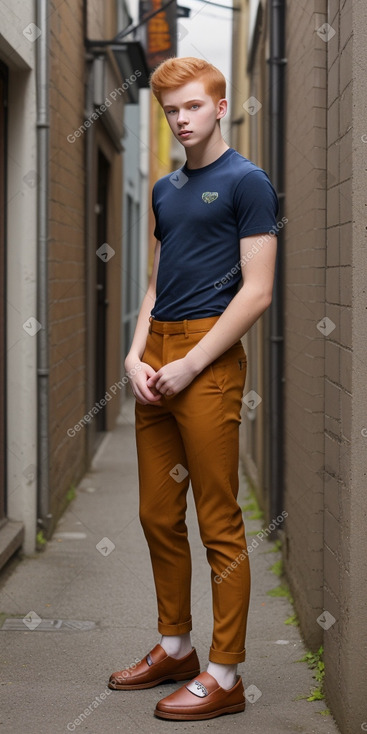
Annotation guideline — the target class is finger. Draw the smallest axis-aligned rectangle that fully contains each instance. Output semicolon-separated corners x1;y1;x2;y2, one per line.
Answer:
147;374;159;387
141;386;163;402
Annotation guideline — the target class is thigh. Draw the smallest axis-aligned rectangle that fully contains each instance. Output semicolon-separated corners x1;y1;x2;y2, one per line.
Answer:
173;341;247;503
135;401;190;518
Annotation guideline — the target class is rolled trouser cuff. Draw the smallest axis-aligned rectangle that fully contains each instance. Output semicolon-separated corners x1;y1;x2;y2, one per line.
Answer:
209;646;246;664
158;616;192;636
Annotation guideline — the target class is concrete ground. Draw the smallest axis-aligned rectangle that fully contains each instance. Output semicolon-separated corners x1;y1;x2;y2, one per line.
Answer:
0;399;340;734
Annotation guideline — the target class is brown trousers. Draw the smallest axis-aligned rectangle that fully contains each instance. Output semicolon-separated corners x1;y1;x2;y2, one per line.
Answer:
135;316;251;664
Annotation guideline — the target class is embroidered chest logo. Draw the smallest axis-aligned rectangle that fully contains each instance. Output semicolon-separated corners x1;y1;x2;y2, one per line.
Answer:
202;191;218;204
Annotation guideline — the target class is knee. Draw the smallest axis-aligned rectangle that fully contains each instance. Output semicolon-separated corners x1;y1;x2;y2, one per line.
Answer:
139;503;169;539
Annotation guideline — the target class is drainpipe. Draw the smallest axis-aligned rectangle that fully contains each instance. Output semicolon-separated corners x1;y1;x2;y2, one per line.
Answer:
36;0;51;531
267;0;286;524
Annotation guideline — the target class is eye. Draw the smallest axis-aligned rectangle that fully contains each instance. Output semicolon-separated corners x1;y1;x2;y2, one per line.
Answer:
166;109;177;115
191;104;199;110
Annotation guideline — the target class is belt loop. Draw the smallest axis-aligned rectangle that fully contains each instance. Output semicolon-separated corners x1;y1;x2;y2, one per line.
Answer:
148;316;153;334
184;319;189;338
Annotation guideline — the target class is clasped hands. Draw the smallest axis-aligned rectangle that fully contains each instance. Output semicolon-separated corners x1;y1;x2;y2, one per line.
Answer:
128;356;200;405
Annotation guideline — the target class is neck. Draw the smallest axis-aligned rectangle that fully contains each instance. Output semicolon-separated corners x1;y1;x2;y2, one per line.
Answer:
185;132;229;170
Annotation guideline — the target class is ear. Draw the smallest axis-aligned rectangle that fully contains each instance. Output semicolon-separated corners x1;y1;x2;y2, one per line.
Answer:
216;98;227;120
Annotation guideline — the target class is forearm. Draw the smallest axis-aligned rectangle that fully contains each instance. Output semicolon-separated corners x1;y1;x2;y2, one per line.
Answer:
185;285;272;374
124;289;155;371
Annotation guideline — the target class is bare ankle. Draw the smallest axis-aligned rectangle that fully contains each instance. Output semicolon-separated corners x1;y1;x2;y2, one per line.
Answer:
160;633;193;659
207;662;237;690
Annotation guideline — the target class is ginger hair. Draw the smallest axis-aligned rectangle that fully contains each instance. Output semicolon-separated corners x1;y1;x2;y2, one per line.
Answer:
150;57;226;105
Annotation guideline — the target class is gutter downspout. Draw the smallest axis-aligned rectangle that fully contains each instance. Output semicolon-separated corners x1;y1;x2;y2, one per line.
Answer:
267;0;286;523
36;0;51;532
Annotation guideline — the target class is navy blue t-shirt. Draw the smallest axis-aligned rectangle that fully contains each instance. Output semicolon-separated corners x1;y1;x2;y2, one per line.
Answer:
151;147;279;321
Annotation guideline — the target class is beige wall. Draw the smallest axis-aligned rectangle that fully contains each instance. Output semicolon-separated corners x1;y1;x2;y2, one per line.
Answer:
323;1;367;731
232;0;367;730
1;0;38;553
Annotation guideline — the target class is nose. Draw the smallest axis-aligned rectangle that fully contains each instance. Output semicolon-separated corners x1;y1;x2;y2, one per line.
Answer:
177;108;189;125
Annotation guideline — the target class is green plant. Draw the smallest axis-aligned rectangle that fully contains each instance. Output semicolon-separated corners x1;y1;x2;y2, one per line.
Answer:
66;484;76;503
284;612;299;626
263;538;282;553
36;530;47;547
241;485;264;521
296;646;325;702
270;559;283;577
267;584;291;599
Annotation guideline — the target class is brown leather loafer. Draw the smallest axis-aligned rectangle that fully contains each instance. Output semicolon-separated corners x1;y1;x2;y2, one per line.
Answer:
154;671;246;720
108;644;200;690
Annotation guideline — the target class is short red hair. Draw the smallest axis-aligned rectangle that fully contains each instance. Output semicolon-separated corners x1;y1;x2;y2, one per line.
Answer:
150;57;226;105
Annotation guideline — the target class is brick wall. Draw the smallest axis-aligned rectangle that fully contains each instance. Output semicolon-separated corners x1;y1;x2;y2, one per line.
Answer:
49;0;87;516
322;0;353;701
282;0;328;648
323;2;367;731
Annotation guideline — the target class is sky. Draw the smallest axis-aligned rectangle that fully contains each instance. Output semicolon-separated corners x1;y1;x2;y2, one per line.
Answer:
177;0;233;94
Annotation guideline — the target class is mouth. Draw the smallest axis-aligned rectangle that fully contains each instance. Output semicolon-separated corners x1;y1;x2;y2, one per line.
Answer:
178;130;192;138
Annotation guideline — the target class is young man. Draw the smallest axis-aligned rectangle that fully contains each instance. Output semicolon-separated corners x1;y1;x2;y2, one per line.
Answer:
108;57;279;720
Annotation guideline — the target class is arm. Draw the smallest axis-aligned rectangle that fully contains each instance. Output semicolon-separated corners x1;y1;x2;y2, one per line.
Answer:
147;232;277;396
125;240;163;404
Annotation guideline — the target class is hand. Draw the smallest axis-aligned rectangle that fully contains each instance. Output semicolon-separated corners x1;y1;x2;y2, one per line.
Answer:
146;357;198;398
128;361;163;405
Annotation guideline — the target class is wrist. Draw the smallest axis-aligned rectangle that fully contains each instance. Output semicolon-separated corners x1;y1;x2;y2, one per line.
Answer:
125;352;141;373
184;348;207;377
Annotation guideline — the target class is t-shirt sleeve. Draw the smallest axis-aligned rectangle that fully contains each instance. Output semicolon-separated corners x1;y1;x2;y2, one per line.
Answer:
152;186;161;241
234;169;279;238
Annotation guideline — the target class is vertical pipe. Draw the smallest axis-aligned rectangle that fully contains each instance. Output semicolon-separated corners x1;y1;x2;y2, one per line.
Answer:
36;0;50;528
268;0;286;523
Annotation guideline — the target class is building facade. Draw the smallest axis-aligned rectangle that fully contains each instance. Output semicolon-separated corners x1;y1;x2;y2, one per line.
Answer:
0;0;145;562
232;1;367;731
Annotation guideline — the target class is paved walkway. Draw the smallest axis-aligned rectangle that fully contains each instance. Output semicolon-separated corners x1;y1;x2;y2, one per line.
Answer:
0;399;340;733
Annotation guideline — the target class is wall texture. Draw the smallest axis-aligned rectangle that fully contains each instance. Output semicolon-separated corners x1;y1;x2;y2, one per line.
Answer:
48;0;87;517
282;0;327;647
323;1;367;731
